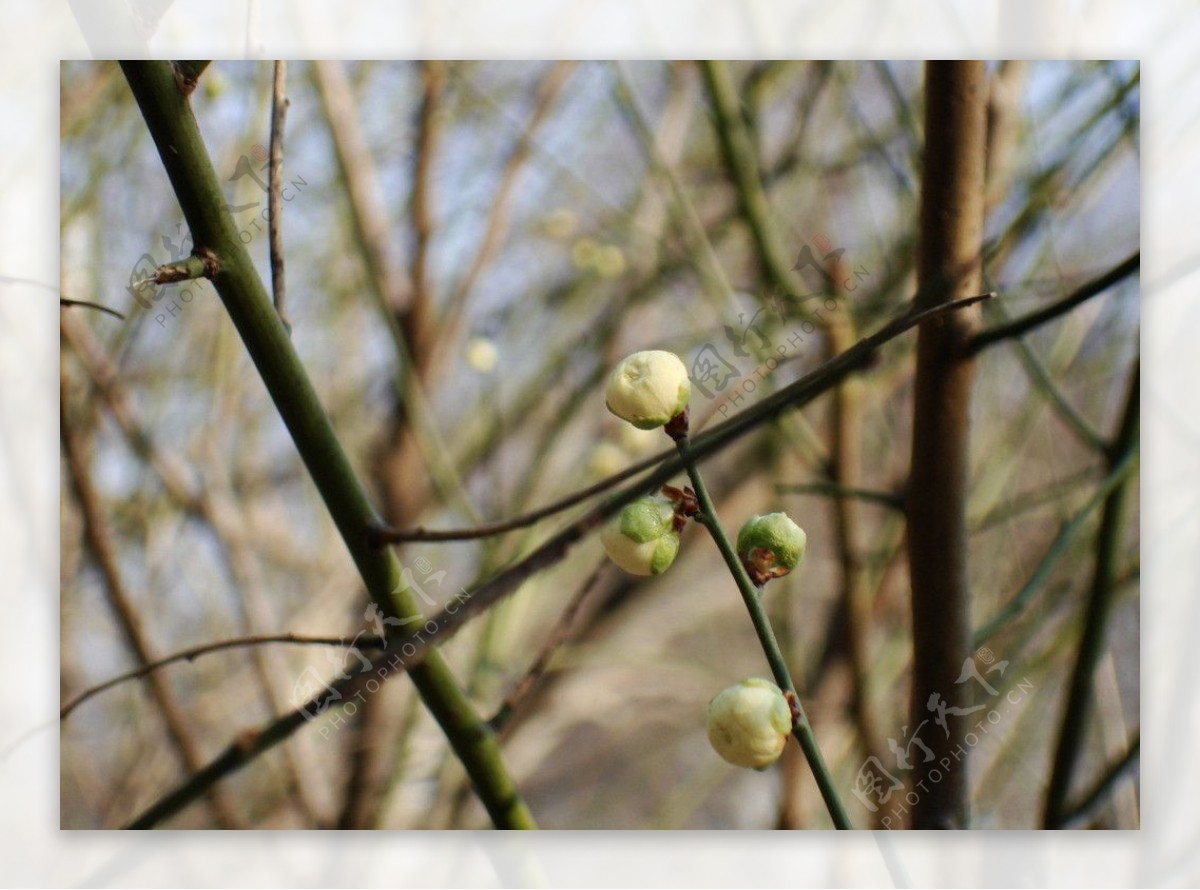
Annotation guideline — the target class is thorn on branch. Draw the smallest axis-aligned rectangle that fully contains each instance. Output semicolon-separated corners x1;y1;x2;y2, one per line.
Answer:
172;61;211;97
147;250;218;286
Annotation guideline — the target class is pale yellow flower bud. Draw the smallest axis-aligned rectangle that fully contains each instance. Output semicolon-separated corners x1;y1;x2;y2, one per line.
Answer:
706;678;792;769
605;350;690;430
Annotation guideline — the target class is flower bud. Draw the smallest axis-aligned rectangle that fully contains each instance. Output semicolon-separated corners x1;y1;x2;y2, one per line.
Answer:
605;350;691;430
594;244;627;279
587;440;628;479
706;678;792;769
465;336;498;373
601;495;681;576
736;512;807;584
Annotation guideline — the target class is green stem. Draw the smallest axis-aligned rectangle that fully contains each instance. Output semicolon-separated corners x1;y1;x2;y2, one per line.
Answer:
973;446;1139;648
674;432;853;829
1042;361;1139;829
119;61;534;830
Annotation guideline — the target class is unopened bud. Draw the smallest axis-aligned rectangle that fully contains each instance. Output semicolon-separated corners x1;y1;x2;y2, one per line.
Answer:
605;350;691;430
601;495;681;576
736;512;807;584
706;678;791;769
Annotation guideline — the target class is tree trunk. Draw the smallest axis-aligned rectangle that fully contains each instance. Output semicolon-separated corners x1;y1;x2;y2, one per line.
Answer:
906;60;987;829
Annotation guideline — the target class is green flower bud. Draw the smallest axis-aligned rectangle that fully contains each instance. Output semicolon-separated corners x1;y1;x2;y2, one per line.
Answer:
736;512;807;583
601;495;681;576
706;678;792;769
605;350;691;430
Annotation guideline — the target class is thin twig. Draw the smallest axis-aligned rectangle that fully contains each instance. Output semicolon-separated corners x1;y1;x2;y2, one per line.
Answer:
367;448;672;544
439;62;575;344
61;377;242;829
488;562;605;736
61;632;385;719
269;60;289;331
59;297;126;320
972;446;1138;648
610;62;736;308
776;481;904;510
1006;329;1108;453
61;313;327;823
1059;732;1140;828
309;60;412;307
698;60;801;312
966;252;1139;355
970;464;1103;532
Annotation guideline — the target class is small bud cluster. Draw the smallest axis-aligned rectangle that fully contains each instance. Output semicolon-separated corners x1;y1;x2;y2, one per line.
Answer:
602;350;811;771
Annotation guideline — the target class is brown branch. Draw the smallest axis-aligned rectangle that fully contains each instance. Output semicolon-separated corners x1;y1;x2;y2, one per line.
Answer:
406;60;444;376
488;562;605;737
61;312;328;822
59;297;126;320
310;61;413;310
824;281;890;796
269;60;290;330
61;632;385;720
61;374;242;829
905;60;988;829
439;62;575;349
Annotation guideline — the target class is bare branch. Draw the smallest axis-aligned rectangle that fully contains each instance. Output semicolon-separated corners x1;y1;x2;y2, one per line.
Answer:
966;252;1139;355
269;60;290;330
61;377;242;828
61;632;385;720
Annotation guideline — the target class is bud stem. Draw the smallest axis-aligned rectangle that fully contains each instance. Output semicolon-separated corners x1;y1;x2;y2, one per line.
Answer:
674;431;853;829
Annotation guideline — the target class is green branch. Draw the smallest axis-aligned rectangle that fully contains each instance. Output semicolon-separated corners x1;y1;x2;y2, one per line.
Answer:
1043;360;1139;828
973;446;1138;648
118;61;535;830
1058;732;1140;828
674;429;853;829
